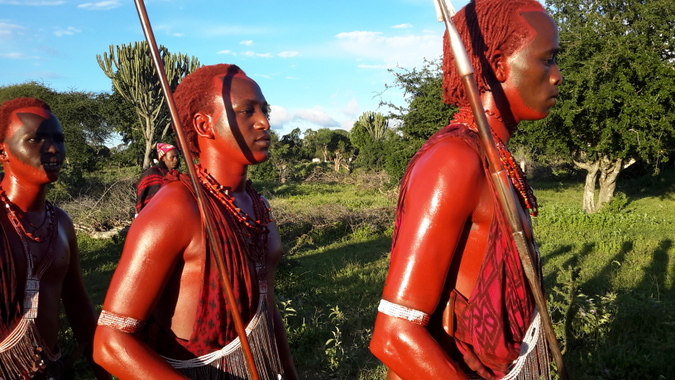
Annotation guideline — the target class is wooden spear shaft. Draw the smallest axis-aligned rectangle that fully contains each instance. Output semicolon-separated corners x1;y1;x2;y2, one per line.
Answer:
433;1;569;379
133;1;260;379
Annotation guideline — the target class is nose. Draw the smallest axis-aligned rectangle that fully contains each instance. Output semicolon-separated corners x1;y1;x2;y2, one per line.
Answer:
44;139;62;154
255;112;270;131
551;64;563;86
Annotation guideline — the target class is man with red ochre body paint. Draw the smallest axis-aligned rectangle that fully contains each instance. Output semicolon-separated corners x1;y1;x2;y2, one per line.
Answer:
93;64;298;380
0;98;110;379
370;0;562;379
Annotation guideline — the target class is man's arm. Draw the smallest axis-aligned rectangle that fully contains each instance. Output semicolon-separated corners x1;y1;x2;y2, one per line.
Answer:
93;182;197;379
58;208;111;380
263;199;299;380
370;138;488;380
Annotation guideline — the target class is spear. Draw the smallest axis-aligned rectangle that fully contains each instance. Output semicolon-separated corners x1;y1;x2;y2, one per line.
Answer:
132;1;260;379
432;1;568;379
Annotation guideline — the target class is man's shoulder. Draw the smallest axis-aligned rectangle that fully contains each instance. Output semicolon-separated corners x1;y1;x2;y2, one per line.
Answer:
415;132;484;174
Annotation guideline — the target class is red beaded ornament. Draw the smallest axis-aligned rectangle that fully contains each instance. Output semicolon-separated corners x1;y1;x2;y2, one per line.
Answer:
450;109;539;216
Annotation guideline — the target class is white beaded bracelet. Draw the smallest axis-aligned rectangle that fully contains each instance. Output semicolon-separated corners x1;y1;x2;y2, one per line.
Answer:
378;299;430;326
98;310;145;334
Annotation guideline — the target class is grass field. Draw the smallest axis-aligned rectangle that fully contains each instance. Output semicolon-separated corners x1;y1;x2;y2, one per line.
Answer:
65;168;674;379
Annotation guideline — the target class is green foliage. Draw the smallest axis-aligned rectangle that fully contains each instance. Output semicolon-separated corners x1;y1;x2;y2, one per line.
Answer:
515;0;675;198
97;41;200;168
381;59;456;141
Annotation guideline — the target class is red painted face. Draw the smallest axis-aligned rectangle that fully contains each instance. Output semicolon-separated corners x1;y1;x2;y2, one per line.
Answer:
500;11;562;122
211;74;271;165
1;106;66;184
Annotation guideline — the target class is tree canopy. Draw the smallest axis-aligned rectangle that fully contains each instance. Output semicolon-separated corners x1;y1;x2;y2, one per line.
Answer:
515;0;675;212
97;41;200;169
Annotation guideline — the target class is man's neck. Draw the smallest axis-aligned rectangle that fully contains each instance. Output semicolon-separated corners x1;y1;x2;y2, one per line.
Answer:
0;176;47;212
479;94;518;143
198;156;249;195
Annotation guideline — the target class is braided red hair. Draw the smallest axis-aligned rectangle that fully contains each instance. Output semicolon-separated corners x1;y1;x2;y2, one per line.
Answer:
442;0;545;107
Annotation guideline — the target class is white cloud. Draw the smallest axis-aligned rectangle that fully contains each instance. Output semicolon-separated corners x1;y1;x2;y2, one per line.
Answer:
341;119;356;130
341;98;360;118
0;22;25;38
336;30;442;68
155;25;184;38
0;1;64;5
278;51;298;58
295;107;340;128
54;26;81;37
216;50;236;56
241;50;272;58
356;63;397;69
0;52;26;59
77;1;121;10
269;105;340;130
240;40;253;46
392;23;413;29
269;105;294;126
201;25;266;38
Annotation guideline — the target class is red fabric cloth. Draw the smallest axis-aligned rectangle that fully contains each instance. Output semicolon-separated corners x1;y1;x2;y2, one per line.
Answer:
393;124;536;379
135;166;178;213
0;212;21;341
155;172;269;359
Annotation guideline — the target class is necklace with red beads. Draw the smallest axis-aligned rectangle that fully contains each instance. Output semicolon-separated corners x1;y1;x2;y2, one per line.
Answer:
0;187;57;243
450;108;539;216
195;164;271;231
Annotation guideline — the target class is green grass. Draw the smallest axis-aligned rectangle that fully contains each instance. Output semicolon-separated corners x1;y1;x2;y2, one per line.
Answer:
68;169;675;379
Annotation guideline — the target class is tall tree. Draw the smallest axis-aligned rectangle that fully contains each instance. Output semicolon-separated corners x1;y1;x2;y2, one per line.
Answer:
517;0;675;212
303;128;354;172
97;41;200;168
350;112;390;172
381;59;457;143
376;59;457;181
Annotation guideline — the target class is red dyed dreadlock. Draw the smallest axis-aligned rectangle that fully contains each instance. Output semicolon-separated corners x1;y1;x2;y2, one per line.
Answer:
0;98;51;142
442;0;545;107
173;64;245;157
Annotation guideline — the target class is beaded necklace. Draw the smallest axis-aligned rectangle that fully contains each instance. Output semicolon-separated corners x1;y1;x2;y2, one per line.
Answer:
450;108;538;216
0;186;57;314
0;188;57;243
195;164;271;263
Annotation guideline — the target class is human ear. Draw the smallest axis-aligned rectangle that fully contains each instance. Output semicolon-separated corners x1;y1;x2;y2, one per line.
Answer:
491;50;508;82
194;113;215;139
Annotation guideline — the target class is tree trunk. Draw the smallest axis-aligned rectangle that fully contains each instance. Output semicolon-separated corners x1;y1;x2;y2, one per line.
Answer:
598;157;636;205
575;156;636;213
322;145;329;162
142;114;154;169
280;164;287;184
574;159;600;213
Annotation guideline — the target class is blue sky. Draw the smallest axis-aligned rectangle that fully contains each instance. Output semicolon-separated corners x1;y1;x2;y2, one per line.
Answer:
0;0;468;138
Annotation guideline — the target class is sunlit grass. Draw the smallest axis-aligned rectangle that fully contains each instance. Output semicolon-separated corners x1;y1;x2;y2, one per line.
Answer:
68;168;675;379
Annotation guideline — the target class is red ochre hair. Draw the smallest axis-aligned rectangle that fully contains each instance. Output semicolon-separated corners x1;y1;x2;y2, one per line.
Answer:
0;97;52;141
173;64;245;157
442;0;545;107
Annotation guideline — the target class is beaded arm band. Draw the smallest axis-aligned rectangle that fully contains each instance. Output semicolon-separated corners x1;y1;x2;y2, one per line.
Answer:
97;310;145;334
378;299;430;327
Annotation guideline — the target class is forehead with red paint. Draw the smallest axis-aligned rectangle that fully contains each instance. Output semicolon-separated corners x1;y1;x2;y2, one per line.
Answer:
6;106;56;139
211;72;252;95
